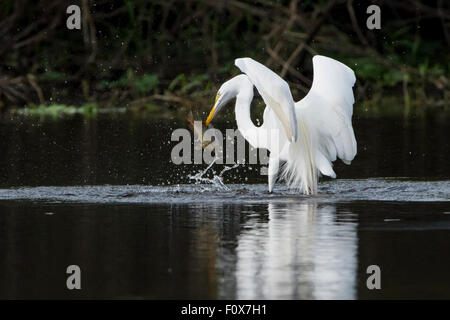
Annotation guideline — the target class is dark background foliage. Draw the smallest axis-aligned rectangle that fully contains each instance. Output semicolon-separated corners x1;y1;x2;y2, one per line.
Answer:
0;0;448;114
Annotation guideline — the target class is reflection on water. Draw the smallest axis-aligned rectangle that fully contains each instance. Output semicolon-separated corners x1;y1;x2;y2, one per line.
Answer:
1;196;449;299
0;114;450;299
226;201;357;299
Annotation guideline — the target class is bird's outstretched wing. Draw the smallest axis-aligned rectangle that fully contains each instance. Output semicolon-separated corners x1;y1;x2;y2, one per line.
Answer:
235;58;298;144
296;55;357;178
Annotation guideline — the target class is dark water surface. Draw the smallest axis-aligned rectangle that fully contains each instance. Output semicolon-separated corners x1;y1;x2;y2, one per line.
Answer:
0;113;449;299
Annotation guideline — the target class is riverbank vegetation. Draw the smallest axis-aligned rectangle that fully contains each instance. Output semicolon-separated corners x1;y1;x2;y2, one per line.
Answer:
0;0;448;118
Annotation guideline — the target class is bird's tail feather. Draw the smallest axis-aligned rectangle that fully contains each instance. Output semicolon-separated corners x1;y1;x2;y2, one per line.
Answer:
280;119;318;195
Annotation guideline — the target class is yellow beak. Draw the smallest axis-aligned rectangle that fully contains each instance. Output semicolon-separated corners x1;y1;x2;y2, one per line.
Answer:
205;94;220;126
205;106;216;126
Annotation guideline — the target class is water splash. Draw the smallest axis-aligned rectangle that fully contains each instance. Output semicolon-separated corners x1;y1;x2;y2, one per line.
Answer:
0;179;449;204
188;158;241;190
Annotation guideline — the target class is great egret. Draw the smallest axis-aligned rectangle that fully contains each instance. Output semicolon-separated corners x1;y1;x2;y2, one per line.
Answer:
205;56;357;194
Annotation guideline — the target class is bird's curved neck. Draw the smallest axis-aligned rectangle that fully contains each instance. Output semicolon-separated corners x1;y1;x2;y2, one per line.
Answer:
234;88;264;148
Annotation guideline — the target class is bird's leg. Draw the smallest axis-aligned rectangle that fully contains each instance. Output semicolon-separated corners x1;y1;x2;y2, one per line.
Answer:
268;156;279;193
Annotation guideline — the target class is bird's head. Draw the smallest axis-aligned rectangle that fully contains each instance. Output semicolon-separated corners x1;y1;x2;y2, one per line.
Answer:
205;73;297;144
205;75;251;126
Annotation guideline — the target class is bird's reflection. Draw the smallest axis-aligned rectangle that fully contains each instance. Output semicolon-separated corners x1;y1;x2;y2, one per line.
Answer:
225;200;358;299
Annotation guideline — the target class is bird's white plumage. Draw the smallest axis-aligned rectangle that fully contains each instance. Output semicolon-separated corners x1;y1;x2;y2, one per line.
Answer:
235;58;298;144
309;55;356;117
209;55;357;194
282;56;357;193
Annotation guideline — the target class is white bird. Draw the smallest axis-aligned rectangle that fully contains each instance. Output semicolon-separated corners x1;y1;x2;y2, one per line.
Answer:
205;55;357;194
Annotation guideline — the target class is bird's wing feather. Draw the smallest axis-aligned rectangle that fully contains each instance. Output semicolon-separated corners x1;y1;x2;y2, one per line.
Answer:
235;57;298;144
297;55;357;177
309;55;356;117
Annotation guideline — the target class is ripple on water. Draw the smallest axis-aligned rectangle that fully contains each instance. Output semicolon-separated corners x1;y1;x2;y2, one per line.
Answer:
0;178;449;204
